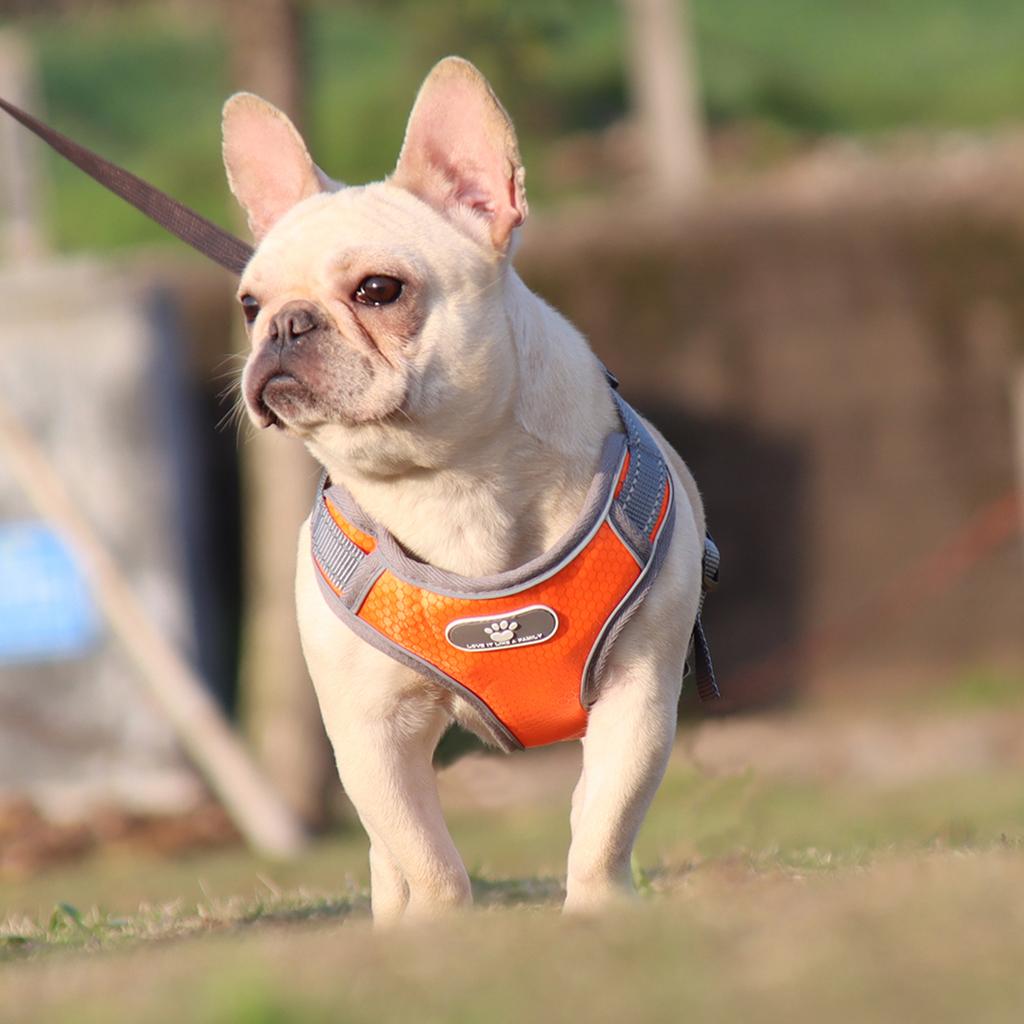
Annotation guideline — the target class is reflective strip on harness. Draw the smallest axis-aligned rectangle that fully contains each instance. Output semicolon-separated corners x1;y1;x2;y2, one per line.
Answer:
310;503;367;596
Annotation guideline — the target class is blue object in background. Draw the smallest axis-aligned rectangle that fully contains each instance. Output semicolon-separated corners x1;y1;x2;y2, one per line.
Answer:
0;522;100;663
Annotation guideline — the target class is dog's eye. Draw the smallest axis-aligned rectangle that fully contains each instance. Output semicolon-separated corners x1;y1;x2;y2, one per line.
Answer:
354;275;403;307
239;294;260;324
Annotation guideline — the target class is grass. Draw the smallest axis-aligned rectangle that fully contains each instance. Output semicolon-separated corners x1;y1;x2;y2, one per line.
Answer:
1;704;1023;1022
928;665;1024;711
6;853;1024;1024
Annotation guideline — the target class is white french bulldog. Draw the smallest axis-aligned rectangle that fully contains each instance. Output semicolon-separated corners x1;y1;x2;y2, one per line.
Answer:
222;57;706;923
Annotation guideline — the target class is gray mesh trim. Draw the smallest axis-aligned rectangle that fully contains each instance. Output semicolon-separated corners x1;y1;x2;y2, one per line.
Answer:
613;393;668;541
322;478;376;536
343;555;386;613
311;481;367;597
609;502;650;564
311;559;522;753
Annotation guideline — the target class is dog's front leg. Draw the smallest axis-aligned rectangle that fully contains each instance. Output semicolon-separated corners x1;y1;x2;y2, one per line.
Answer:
564;656;682;913
365;827;409;924
564;445;704;912
328;699;471;924
564;518;697;912
296;525;472;924
313;670;471;923
312;664;471;923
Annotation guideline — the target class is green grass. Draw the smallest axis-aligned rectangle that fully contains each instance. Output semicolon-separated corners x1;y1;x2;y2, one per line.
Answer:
1;709;1023;1022
7;854;1024;1024
7;0;1024;253
6;741;1021;945
3;861;1024;1023
927;666;1024;711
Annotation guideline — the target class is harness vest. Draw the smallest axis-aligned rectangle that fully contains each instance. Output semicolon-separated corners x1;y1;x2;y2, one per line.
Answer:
310;392;718;752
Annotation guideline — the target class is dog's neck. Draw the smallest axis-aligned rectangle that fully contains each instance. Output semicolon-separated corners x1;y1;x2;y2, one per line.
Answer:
312;272;618;577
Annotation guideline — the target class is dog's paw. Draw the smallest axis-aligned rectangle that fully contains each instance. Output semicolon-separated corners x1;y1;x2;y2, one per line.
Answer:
484;620;518;644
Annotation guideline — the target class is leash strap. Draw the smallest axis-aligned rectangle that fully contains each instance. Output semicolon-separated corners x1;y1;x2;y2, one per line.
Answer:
0;95;253;275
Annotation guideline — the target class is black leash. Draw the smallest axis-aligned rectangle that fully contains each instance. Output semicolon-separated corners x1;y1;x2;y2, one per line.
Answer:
0;95;253;275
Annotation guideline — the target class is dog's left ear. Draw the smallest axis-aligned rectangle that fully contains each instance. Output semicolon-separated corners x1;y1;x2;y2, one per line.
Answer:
391;57;528;254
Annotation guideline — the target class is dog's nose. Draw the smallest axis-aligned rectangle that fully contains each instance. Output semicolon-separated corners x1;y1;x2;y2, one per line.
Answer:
267;301;324;345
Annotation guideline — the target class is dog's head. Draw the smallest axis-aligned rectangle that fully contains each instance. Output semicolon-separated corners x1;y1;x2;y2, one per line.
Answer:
223;57;529;473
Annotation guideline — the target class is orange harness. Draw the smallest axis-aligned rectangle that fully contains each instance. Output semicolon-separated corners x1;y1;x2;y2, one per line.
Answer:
311;394;715;751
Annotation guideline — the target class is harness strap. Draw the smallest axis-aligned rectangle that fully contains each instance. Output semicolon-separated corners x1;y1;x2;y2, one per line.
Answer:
692;619;718;701
312;396;671;604
613;393;670;545
310;480;368;596
0;95;254;274
614;391;720;703
688;535;721;701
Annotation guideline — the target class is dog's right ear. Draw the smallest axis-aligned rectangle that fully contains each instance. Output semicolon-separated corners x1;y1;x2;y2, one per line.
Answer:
222;93;324;241
391;57;528;254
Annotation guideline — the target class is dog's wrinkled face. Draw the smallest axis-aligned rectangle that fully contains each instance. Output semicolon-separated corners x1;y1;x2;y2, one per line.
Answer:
237;184;459;434
223;58;529;471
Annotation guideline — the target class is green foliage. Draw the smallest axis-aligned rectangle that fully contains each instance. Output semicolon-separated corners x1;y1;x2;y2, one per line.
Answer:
9;0;1024;253
930;667;1024;709
28;10;225;251
48;901;87;934
694;0;1024;133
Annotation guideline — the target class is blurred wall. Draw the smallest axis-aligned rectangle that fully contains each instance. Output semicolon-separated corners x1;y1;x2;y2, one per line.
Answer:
520;151;1024;706
0;260;206;814
147;142;1024;717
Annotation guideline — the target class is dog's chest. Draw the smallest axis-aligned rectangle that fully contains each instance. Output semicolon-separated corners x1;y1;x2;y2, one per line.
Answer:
309;395;679;751
344;468;589;579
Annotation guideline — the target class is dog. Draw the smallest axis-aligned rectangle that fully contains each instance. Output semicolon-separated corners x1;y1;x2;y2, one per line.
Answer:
222;56;707;923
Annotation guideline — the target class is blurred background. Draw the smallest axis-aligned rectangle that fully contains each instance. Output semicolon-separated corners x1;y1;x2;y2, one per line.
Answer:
0;0;1022;915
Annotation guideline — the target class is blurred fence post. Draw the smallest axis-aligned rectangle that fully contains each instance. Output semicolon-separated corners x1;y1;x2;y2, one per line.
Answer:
622;0;708;202
0;29;44;262
0;395;307;858
224;0;335;830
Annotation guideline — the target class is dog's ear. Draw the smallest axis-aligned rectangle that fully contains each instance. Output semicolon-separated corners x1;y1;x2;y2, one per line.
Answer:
391;57;528;254
222;92;325;241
